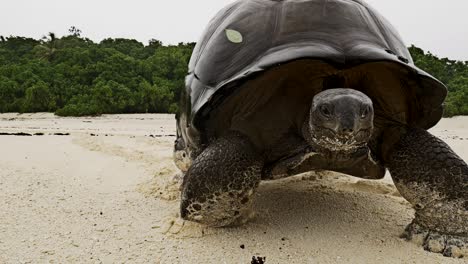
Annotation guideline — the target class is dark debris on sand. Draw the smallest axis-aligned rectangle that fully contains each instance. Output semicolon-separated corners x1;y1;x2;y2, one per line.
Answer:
0;132;71;137
53;133;70;136
147;134;176;138
251;256;266;264
0;132;32;136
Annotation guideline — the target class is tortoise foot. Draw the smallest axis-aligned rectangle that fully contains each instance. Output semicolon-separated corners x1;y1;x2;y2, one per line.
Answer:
180;131;262;227
404;222;468;258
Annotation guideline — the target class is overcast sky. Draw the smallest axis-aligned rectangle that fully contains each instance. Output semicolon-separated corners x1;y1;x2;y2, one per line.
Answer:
1;0;467;60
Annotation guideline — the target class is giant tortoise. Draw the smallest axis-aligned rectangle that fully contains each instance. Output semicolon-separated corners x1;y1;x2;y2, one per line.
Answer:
174;0;468;257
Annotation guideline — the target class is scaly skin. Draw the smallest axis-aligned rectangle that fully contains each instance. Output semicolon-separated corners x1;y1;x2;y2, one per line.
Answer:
177;88;467;258
180;131;262;227
388;128;468;258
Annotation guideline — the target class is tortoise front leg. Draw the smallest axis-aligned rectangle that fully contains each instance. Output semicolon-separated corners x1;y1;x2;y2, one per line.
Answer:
263;145;385;180
180;131;262;227
387;128;468;258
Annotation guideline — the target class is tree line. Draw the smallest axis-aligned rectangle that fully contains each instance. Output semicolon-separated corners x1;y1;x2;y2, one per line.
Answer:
0;27;466;117
408;46;468;117
0;27;193;116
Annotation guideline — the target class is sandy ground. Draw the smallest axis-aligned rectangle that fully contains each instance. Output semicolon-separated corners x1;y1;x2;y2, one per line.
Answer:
0;113;467;264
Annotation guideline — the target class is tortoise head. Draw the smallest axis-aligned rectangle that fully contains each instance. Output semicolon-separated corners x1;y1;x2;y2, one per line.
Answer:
305;88;374;153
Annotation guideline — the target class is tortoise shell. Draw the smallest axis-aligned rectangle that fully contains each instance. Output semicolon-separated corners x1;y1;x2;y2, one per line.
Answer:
177;0;447;150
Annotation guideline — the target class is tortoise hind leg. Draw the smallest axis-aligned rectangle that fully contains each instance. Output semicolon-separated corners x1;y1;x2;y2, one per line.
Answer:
387;128;468;258
180;131;262;227
173;136;192;172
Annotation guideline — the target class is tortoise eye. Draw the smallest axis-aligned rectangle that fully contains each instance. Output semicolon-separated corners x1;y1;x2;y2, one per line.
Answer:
361;106;370;119
320;105;332;118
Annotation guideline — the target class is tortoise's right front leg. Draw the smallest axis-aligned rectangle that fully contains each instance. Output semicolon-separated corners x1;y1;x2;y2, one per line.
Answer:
387;128;468;258
180;131;262;227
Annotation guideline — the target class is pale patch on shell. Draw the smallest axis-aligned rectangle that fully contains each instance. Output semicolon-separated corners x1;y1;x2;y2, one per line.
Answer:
225;29;243;43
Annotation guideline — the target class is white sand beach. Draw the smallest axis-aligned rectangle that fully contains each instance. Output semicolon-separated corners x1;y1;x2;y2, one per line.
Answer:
0;113;467;263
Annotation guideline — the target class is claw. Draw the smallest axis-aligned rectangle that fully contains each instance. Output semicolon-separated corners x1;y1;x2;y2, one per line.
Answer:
424;233;446;253
404;222;468;258
444;237;468;258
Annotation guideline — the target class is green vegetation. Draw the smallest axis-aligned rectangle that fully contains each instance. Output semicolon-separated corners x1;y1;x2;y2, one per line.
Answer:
409;45;468;117
0;28;466;117
0;27;193;116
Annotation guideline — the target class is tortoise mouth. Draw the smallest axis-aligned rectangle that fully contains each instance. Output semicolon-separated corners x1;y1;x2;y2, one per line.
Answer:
309;127;372;153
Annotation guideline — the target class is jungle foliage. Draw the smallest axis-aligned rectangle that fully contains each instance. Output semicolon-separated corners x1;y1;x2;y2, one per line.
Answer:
0;28;466;117
0;28;193;116
409;45;468;117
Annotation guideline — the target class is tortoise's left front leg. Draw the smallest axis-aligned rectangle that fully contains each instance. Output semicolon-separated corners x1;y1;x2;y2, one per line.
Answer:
180;132;263;227
387;128;468;258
